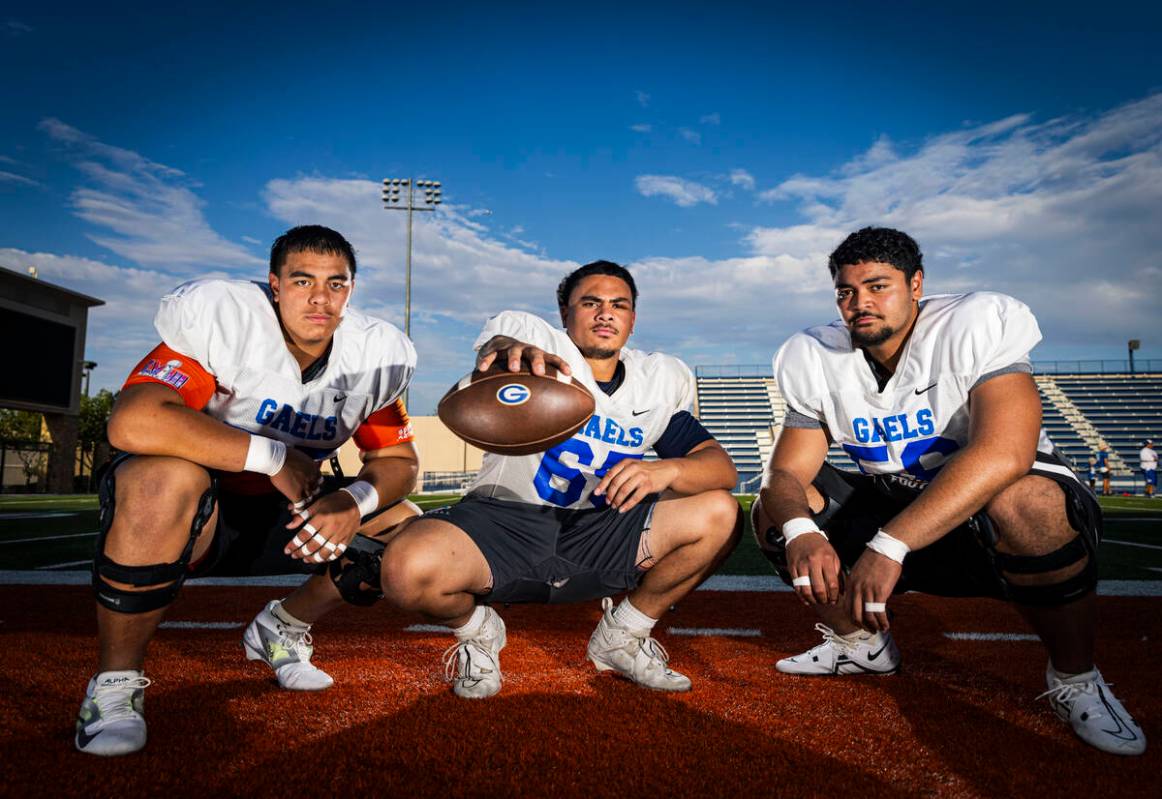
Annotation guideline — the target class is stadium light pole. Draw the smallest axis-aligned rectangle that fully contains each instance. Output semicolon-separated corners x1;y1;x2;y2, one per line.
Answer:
381;177;442;339
1128;339;1140;376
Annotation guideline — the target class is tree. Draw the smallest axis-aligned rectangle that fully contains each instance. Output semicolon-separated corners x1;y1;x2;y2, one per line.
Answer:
0;408;46;487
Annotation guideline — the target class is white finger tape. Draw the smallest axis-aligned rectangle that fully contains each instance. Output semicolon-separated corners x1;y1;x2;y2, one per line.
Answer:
864;602;887;613
791;576;812;587
297;509;311;521
290;534;306;549
311;532;327;545
302;522;318;536
323;540;338;552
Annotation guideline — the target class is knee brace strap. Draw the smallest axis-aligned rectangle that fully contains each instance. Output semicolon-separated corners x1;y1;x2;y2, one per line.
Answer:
93;466;217;614
327;533;385;606
995;536;1096;606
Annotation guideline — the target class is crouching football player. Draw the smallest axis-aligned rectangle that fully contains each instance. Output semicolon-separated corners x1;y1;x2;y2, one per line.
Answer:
754;227;1145;755
76;226;420;756
381;261;740;698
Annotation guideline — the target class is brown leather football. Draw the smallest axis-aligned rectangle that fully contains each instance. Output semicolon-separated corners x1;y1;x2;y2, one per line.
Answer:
437;363;596;456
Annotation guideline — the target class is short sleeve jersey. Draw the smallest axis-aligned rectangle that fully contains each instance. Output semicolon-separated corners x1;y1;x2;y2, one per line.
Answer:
123;279;416;469
1141;447;1158;470
467;311;699;509
774;292;1045;482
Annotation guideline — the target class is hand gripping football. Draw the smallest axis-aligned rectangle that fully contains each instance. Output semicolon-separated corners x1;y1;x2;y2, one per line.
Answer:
437;363;596;456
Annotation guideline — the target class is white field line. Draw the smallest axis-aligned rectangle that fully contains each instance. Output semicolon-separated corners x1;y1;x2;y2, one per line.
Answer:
943;632;1040;641
668;627;762;637
2;571;1161;596
0;531;98;545
1104;538;1162;551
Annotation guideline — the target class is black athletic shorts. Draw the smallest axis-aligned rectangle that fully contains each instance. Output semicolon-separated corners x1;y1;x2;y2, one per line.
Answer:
758;451;1102;600
423;494;658;604
100;453;362;578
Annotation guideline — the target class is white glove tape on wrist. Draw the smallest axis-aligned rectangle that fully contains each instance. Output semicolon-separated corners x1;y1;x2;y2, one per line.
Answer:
245;435;287;476
866;530;910;564
340;480;379;518
781;517;828;545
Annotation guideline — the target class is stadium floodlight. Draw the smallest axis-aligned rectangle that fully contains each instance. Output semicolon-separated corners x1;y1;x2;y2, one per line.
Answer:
382;175;444;407
1129;339;1141;375
381;176;443;340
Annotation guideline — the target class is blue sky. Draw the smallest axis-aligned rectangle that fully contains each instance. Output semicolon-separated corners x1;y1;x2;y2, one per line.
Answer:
2;1;1161;412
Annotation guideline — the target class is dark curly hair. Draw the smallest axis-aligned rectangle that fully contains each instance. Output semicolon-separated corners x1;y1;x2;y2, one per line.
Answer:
270;225;357;276
828;227;923;281
556;260;638;310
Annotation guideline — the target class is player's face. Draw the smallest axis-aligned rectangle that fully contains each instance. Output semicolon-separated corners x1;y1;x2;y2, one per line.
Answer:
834;262;922;348
269;250;353;348
561;274;636;359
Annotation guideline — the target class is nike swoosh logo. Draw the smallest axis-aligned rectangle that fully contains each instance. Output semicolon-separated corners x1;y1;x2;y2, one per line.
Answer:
866;642;890;661
914;383;938;395
334;394;348;403
632;409;649;416
1098;686;1142;741
76;724;101;749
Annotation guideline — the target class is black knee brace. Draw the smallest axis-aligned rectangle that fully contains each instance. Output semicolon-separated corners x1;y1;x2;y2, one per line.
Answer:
92;458;218;614
326;533;386;606
992;533;1097;606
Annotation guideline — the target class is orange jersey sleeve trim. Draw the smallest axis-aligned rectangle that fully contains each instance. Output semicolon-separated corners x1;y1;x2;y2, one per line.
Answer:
353;398;414;451
122;343;217;411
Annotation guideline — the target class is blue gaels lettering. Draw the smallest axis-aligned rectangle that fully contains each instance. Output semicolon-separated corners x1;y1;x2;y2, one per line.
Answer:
578;414;644;448
254;399;338;441
852;409;935;443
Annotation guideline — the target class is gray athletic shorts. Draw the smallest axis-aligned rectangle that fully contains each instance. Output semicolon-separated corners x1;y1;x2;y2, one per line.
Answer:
423;494;658;604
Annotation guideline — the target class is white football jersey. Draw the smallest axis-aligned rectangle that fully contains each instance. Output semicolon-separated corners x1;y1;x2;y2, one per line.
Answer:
154;279;415;461
774;292;1046;481
467;311;696;509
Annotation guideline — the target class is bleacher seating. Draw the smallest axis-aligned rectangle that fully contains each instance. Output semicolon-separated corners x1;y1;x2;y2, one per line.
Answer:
695;368;1160;494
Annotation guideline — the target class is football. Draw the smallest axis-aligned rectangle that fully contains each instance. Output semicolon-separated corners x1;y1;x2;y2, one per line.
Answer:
437;363;596;455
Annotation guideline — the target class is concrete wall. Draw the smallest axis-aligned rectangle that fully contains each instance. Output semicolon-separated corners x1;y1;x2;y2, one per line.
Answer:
331;415;483;490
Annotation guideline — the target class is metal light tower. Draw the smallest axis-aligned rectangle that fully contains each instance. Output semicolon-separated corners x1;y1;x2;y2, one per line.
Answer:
381;177;442;338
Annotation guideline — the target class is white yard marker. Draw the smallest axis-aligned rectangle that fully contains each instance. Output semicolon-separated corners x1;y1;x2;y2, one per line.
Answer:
943;632;1039;641
668;627;762;637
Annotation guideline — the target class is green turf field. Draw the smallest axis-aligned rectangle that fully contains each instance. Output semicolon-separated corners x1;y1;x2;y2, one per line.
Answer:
2;492;1158;577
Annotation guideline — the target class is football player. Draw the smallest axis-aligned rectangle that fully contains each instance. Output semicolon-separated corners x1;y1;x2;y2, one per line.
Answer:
75;226;420;756
753;227;1145;755
381;261;740;698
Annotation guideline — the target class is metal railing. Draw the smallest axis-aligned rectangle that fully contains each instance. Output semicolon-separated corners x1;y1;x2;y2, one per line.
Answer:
697;361;1162;378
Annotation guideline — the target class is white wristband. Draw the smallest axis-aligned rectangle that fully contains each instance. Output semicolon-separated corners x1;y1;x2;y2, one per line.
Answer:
340;480;379;518
244;435;287;476
866;529;910;564
781;517;828;545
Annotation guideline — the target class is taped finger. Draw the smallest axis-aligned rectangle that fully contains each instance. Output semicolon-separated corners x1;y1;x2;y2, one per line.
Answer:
864;602;887;613
791;576;812;587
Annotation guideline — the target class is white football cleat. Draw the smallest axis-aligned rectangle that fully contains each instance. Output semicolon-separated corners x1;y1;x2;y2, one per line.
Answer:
1040;664;1146;756
444;606;506;699
243;600;334;691
587;597;691;692
75;671;151;756
776;623;900;675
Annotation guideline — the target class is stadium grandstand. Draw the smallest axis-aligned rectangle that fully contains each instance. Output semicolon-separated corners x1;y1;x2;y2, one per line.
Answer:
694;361;1162;493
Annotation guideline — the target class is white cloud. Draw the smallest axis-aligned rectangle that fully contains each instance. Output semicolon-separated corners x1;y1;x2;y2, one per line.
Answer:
679;128;702;145
630;123;652;133
635;90;650;108
0;170;40;188
39;118;262;270
753;93;1162;348
729;169;755;191
634;175;717;207
700;113;721;126
3;19;32;36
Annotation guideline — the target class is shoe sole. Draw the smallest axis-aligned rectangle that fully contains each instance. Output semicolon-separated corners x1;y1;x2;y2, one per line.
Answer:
587;654;692;692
